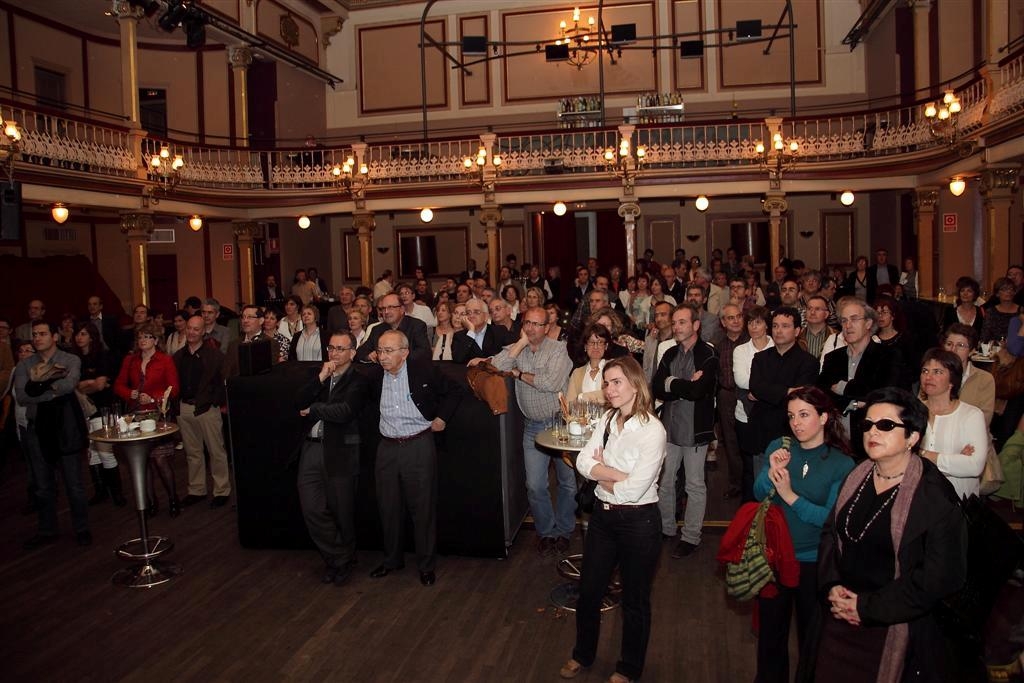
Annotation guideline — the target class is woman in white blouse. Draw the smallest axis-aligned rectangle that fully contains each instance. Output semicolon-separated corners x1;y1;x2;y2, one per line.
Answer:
918;348;989;498
431;301;457;361
733;305;774;500
566;323;611;404
347;310;369;350
560;356;666;683
278;295;303;339
164;310;188;356
288;304;328;362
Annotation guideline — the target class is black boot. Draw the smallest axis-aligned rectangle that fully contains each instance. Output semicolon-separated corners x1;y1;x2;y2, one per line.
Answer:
88;465;109;505
103;466;127;507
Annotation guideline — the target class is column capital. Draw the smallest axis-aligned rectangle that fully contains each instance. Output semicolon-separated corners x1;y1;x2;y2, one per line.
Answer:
762;191;788;215
233;221;261;240
479;204;503;227
321;16;345;47
110;1;144;21
979;165;1020;199
617;201;642;221
912;187;940;212
119;212;154;238
353;210;376;234
229;46;254;70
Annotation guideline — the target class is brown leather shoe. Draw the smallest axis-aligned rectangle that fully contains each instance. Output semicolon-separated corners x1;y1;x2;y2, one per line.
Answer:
607;674;633;683
559;659;583;679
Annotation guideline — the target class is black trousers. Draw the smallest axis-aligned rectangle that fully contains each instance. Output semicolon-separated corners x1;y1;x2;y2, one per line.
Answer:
297;440;358;570
756;560;819;683
375;433;437;572
573;502;661;681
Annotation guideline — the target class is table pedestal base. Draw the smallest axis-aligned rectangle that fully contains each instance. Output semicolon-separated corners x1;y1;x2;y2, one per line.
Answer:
112;560;182;589
116;535;173;561
550;582;620;612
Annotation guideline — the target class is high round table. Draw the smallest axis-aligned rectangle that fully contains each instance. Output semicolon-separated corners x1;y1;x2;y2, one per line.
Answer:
534;427;620;612
90;423;182;588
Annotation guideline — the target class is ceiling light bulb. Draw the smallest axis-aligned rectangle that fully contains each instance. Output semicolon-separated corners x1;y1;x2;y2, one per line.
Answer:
420;208;434;223
839;190;855;206
695;195;709;212
553;201;567;216
189;215;203;231
298;215;311;229
51;203;69;224
949;177;966;196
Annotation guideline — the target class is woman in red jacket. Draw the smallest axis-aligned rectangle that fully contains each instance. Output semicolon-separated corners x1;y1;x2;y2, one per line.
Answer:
114;321;181;517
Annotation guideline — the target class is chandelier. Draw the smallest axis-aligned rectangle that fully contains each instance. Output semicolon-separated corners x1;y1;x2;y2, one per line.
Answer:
556;7;598;70
605;125;645;193
1;119;22;187
463;145;502;188
145;144;185;204
924;89;973;157
753;126;799;190
332;155;369;195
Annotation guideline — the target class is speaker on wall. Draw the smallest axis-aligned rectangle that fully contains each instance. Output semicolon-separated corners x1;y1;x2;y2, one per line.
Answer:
0;181;21;241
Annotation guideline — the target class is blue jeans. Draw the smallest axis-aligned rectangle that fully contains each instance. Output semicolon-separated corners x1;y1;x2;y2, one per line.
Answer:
523;418;577;539
23;426;89;536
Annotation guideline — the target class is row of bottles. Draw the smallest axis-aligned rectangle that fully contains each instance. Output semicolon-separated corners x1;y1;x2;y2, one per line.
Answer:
558;96;602;114
637;92;684;109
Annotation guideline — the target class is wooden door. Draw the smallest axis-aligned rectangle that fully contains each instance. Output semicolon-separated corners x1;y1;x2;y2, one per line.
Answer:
147;254;178;318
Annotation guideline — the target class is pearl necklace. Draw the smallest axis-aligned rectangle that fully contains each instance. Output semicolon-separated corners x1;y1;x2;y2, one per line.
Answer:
843;470;900;544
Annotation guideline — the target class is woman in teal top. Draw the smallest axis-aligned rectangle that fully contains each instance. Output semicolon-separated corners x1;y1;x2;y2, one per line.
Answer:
753;385;854;683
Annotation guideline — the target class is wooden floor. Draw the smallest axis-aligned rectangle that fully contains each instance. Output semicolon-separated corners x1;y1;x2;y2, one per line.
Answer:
0;449;1018;682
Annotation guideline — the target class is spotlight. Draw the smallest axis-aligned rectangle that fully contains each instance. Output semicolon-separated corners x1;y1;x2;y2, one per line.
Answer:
298;215;311;229
189;215;203;231
127;0;160;17
51;203;69;224
420;208;434;223
949;177;966;196
694;195;709;212
158;0;189;32
839;190;855;206
553;201;567;216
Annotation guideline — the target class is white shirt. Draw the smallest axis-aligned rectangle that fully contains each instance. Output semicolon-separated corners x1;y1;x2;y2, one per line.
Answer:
576;411;666;506
295;328;323;361
580;359;606;395
408;302;437;329
733;337;775;422
923;400;990;499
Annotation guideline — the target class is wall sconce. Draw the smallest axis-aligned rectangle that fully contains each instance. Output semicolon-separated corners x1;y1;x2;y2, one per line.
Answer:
188;215;203;231
475;242;488;250
2;119;22;186
51;202;69;224
419;207;434;223
553;201;567;216
799;230;814;238
949;177;966;196
297;215;311;229
694;195;709;212
839;190;855;206
145;143;185;204
685;234;700;242
376;246;390;254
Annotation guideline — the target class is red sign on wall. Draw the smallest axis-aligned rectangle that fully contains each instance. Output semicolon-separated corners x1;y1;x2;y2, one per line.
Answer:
942;213;958;233
267;237;280;254
222;243;234;261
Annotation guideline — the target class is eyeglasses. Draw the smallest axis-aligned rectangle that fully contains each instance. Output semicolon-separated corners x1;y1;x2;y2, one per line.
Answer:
376;347;407;355
839;315;866;326
326;345;353;352
859;418;906;432
523;320;548;328
241;314;262;320
466;309;485;315
586;340;607;347
943;341;970;350
380;305;401;311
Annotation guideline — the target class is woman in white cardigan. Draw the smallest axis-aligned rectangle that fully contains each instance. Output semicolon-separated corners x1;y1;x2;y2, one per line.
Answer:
732;306;774;501
918;348;989;498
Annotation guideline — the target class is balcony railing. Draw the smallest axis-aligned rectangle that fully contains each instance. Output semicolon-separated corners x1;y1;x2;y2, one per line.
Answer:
3;50;1024;201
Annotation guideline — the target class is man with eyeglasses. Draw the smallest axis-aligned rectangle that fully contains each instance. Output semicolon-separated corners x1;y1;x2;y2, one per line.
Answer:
491;307;574;556
716;304;749;499
174;315;232;508
452;298;511;365
819;297;906;459
223;305;280;378
356;293;429;362
296;331;368;587
368;330;462;586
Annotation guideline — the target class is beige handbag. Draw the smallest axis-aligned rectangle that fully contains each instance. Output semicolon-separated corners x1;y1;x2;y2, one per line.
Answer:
980;442;1006;496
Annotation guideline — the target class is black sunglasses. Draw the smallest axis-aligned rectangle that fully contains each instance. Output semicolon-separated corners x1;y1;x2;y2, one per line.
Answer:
859;418;906;432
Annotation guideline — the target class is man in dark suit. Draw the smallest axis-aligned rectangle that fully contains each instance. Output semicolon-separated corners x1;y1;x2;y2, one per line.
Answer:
368;330;462;586
866;248;900;302
458;259;483;284
256;275;283;307
452;298;511;364
222;305;280;378
819;298;906;459
355;293;429;362
296;331;368;586
84;295;121;354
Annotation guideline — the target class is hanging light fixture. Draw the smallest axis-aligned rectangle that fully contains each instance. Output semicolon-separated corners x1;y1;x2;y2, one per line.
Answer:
188;215;203;231
419;207;434;223
949;177;966;196
553;201;567;216
839;190;855;206
51;203;69;224
298;215;311;229
694;195;710;212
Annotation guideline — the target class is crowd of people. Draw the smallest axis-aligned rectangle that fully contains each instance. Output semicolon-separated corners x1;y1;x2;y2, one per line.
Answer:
3;247;1023;683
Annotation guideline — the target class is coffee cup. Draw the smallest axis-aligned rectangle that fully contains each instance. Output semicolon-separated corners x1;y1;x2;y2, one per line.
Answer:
140;419;157;433
980;342;992;356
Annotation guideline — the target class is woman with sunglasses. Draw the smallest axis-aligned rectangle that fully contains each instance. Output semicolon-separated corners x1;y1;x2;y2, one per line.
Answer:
559;356;666;683
918;348;989;499
114;321;181;517
753;386;854;683
812;387;967;683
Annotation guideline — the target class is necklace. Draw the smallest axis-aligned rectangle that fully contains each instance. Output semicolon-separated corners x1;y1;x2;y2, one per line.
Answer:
872;463;905;480
843;470;900;543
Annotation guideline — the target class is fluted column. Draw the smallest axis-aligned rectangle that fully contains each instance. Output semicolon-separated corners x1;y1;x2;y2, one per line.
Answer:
762;191;788;272
912;1;934;98
479;204;503;286
980;165;1020;288
912;187;940;298
234;221;260;307
353;210;376;288
120;213;155;307
229;46;254;147
619;201;641;278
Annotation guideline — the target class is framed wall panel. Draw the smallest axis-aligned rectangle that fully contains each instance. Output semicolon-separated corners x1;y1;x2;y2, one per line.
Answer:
344;231;362;282
671;0;705;91
822;210;854;266
716;0;822;89
394;226;467;277
459;15;491;107
359;20;447;114
647;217;679;260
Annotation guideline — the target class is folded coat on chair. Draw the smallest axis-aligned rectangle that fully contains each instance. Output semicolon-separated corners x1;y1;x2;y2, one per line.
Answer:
717;502;800;598
465;363;511;415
